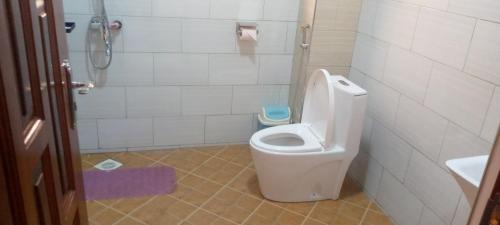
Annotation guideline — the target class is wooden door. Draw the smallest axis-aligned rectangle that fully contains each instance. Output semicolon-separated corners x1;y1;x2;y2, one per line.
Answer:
0;0;87;224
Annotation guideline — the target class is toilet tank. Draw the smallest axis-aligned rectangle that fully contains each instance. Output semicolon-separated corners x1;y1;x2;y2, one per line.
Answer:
330;76;367;155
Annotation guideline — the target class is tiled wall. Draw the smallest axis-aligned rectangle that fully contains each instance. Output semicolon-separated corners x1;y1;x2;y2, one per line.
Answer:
347;0;500;225
63;0;299;152
288;0;362;122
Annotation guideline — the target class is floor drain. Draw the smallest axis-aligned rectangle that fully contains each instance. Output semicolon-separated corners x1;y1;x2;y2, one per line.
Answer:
94;159;123;171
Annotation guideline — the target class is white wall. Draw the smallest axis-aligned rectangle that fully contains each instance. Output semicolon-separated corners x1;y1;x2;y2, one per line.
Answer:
63;0;299;152
348;0;500;225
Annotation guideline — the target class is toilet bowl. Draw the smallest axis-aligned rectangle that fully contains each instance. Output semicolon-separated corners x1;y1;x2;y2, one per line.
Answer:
249;69;367;202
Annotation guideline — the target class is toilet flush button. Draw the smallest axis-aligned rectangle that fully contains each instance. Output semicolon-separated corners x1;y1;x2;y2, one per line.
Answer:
338;80;350;86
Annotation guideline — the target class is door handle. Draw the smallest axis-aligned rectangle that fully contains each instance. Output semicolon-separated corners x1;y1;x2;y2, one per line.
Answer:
300;24;310;49
61;60;95;95
71;81;95;95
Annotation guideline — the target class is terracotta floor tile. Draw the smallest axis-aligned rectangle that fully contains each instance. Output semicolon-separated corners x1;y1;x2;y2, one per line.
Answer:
368;202;384;213
134;149;176;161
114;217;146;225
81;153;112;165
193;158;245;185
339;202;366;220
86;201;106;219
274;210;305;225
112;152;156;168
171;175;222;206
303;218;328;225
309;200;343;224
92;208;126;225
161;149;212;172
191;145;228;156
271;200;316;216
130;195;194;225
203;188;261;224
341;191;371;208
363;210;393;225
111;196;153;214
332;215;362;225
216;145;253;167
228;168;263;199
82;144;392;225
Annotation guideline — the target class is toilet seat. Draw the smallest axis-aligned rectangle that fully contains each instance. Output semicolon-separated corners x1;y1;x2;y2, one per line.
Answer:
250;124;323;153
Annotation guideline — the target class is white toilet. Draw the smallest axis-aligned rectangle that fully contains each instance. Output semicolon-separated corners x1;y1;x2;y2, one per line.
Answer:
249;69;367;202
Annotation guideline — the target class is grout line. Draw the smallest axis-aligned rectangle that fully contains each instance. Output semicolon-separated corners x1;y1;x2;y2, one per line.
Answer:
176;146;257;225
300;201;319;225
357;201;372;225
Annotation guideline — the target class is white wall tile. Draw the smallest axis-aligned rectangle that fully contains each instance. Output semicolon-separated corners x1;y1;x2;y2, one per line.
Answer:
182;20;236;53
238;21;289;54
465;20;500;86
210;0;264;20
107;0;152;16
286;22;298;54
70;52;154;86
75;87;126;119
398;0;449;10
481;87;500;143
449;0;500;23
425;64;494;134
107;53;154;86
376;171;424;225
405;150;462;224
126;87;181;117
358;0;378;35
371;0;419;49
181;86;232;115
364;78;400;127
154;54;209;85
123;17;182;52
209;54;259;85
232;86;281;114
370;122;413;181
382;46;432;102
98;118;153;148
352;34;390;80
205;115;255;143
360;116;373;152
154;116;205;146
63;0;91;14
152;0;210;18
259;55;293;85
348;68;367;88
395;96;448;161
419;207;447;225
278;85;290;106
77;120;98;150
438;123;492;169
412;8;475;69
452;195;473;225
263;0;300;21
349;151;383;197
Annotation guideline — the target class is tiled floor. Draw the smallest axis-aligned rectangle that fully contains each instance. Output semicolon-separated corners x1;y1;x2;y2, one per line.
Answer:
81;145;394;225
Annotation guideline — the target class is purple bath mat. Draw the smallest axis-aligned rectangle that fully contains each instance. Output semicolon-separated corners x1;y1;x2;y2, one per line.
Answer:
83;166;176;200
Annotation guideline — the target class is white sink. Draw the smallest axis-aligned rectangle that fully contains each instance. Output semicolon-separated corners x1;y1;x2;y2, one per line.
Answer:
446;155;489;204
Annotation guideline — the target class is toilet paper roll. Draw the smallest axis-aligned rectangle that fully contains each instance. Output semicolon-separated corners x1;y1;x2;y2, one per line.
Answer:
239;27;257;41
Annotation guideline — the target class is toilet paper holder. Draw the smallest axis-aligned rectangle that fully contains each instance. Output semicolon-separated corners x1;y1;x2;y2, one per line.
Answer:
236;22;259;38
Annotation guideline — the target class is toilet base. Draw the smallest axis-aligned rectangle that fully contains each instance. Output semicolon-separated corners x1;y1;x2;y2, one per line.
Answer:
250;145;353;202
